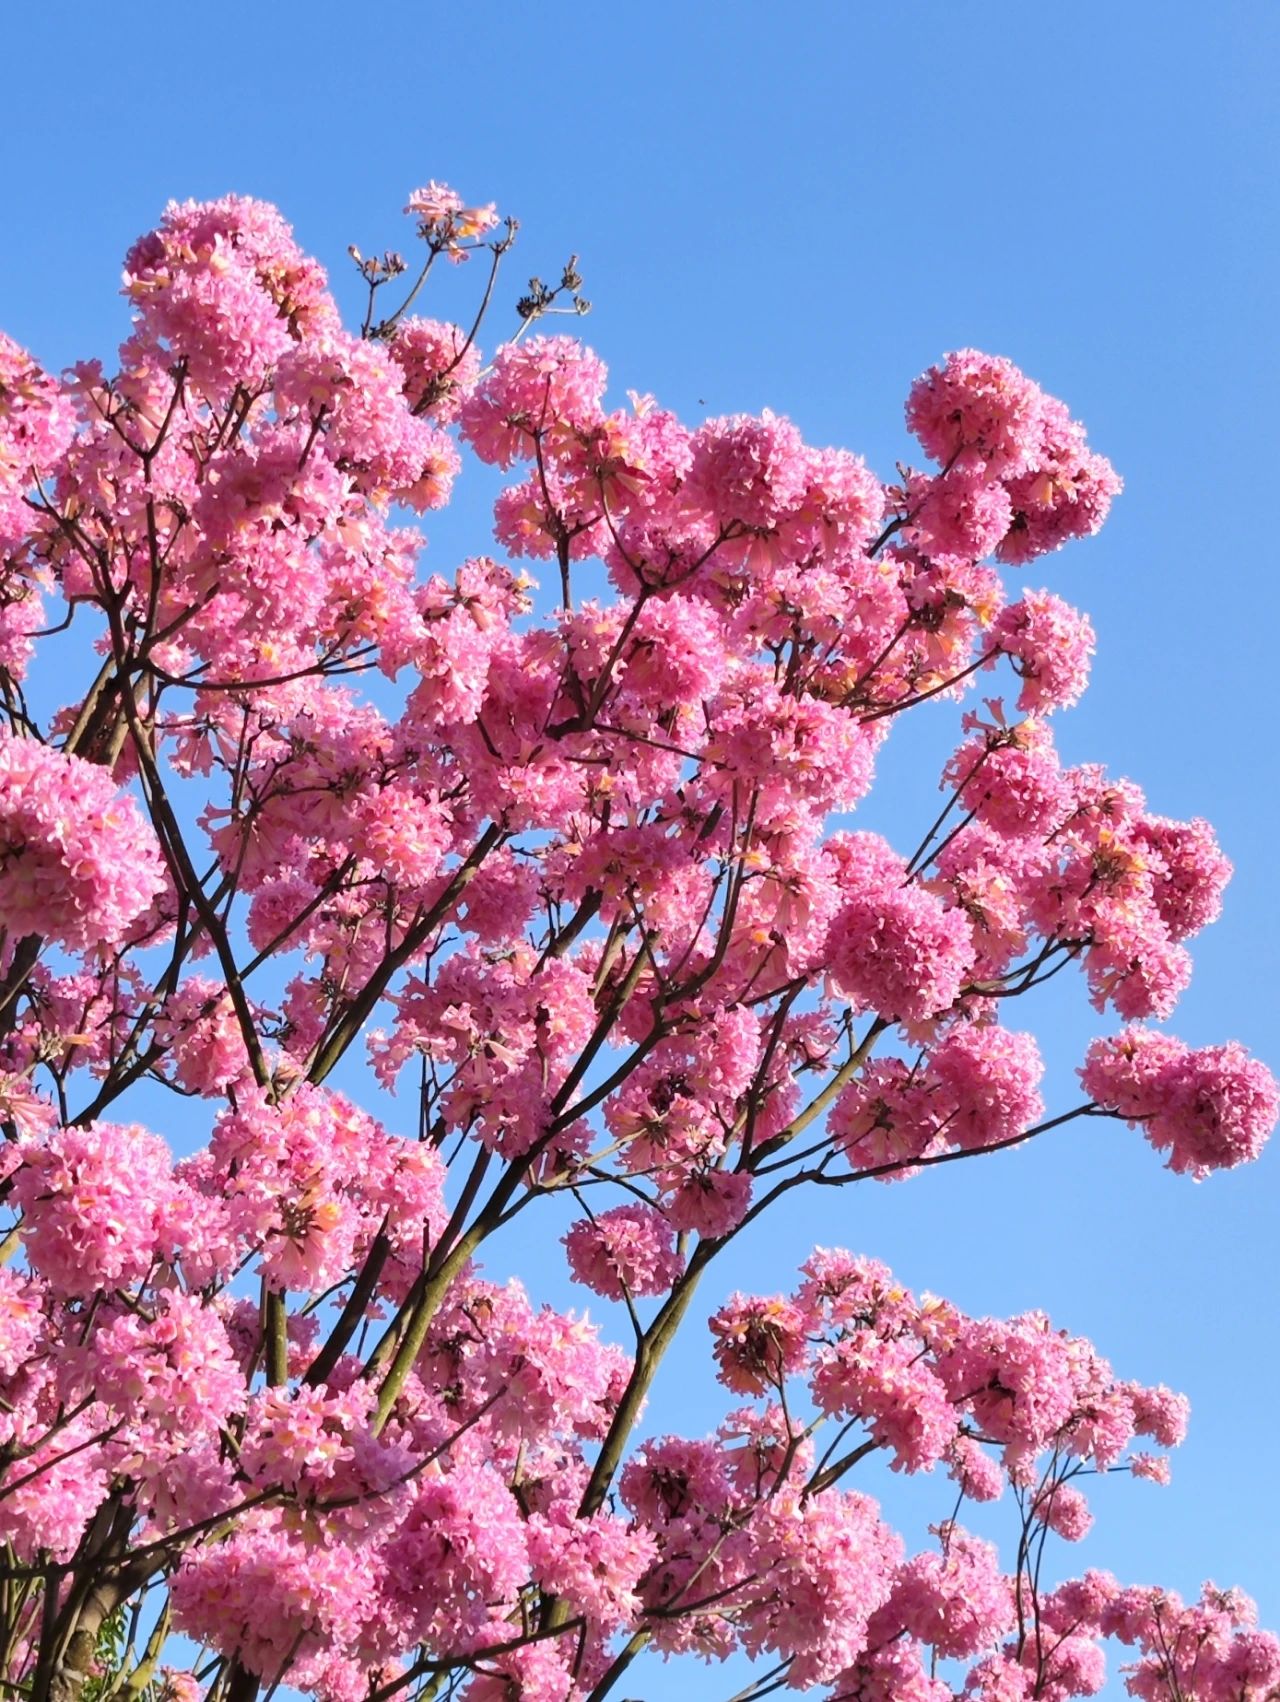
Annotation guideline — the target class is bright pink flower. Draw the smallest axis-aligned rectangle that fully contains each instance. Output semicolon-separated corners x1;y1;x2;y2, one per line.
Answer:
1129;1383;1190;1447
837;1642;953;1702
153;977;257;1096
963;1655;1036;1700
0;332;75;548
388;317;482;421
404;181;499;250
0;733;165;950
0;1269;44;1380
205;1084;443;1291
84;1291;244;1455
1080;1026;1190;1118
929;1023;1045;1151
737;1485;903;1685
665;1168;753;1239
689;409;809;530
945;1436;1006;1503
171;1523;380;1686
1037;1481;1094;1541
812;1332;958;1472
0;1410;110;1563
887;1528;1015;1657
906;350;1050;479
384;1464;528;1641
1133;813;1232;940
124;195;334;401
526;1505;657;1630
781;444;884;556
563;1203;684;1300
936;1313;1078;1452
12;1121;177;1296
709;1294;809;1394
1083;1028;1278;1177
905;469;1014;565
947;723;1072;839
461;335;607;466
998;402;1122;565
831;1057;943;1177
1130;1452;1173;1484
829;875;974;1025
1148;1042;1280;1178
993;589;1095;712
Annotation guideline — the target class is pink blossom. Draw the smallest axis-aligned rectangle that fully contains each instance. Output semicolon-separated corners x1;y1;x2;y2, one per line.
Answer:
1149;1042;1280;1177
688;409;809;530
906;350;1050;479
1131;1452;1173;1484
1083;1029;1278;1177
0;1410;110;1562
1133;813;1232;940
905;469;1014;565
829;876;974;1025
12;1121;177;1295
887;1528;1015;1657
124;195;334;401
665;1168;753;1238
993;589;1096;713
836;1642;952;1702
1130;1383;1190;1447
710;1294;809;1394
811;1333;958;1472
1037;1481;1094;1541
153;976;257;1095
947;724;1072;839
84;1291;244;1454
526;1505;657;1630
171;1523;380;1686
831;1057;943;1177
384;1465;528;1642
388;317;482;420
563;1203;684;1300
461;335;607;467
929;1023;1045;1151
0;732;165;950
1080;1026;1190;1119
998;400;1122;565
0;332;75;547
0;1269;43;1380
404;181;499;249
945;1436;1006;1502
781;443;884;557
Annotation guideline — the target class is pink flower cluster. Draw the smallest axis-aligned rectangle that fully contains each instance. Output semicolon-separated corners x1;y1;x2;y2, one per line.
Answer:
950;1573;1280;1702
200;1083;449;1291
404;181;500;255
928;716;1237;1024
11;1120;181;1294
0;732;164;950
833;1020;1046;1177
563;1202;684;1299
905;348;1123;565
1083;1026;1280;1177
0;331;75;548
992;588;1095;712
827;834;975;1024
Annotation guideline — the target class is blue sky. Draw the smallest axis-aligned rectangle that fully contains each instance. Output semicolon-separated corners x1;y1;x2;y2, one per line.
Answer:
3;3;1278;1695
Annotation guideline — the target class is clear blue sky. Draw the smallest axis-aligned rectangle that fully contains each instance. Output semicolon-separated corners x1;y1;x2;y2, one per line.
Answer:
3;4;1277;1695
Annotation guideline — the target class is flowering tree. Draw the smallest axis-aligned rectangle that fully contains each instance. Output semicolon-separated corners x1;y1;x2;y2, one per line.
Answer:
0;180;1274;1702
